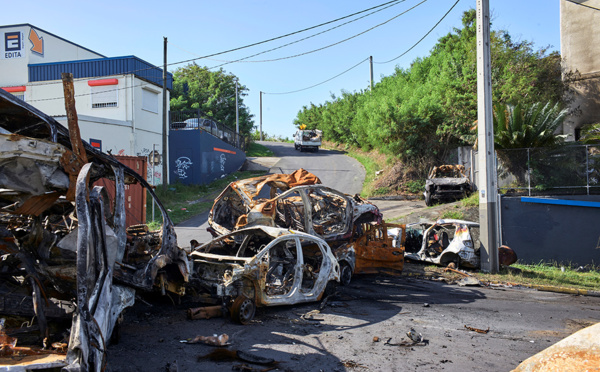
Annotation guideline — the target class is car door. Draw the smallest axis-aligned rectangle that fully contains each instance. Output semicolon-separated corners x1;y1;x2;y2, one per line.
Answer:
353;223;405;275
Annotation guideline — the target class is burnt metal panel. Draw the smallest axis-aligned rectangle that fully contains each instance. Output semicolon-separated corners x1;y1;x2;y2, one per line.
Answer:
500;195;600;266
29;56;173;89
169;129;246;185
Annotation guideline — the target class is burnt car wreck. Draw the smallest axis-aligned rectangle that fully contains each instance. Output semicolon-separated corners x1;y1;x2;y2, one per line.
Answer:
189;226;340;324
424;164;473;206
0;80;188;371
208;169;382;241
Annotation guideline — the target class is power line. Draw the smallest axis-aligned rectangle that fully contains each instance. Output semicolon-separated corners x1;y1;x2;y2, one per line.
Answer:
263;57;370;95
168;0;403;66
375;0;460;64
208;0;428;69
170;0;406;66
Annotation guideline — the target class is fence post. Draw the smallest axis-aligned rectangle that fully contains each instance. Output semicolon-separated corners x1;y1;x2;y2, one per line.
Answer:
586;145;590;195
527;148;531;196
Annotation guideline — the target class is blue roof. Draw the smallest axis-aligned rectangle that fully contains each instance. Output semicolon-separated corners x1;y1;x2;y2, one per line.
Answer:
29;55;173;90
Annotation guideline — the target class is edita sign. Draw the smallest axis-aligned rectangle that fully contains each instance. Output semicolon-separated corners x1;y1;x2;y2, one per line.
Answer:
2;31;24;59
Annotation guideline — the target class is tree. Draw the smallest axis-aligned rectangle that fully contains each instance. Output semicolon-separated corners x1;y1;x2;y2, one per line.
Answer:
170;64;254;134
493;102;568;185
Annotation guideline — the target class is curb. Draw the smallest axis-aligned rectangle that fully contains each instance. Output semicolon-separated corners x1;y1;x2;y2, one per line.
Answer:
402;273;600;297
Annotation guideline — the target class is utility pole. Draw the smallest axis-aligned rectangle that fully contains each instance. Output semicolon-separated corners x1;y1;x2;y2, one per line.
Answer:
162;37;168;190
260;91;263;141
235;78;239;134
476;0;499;273
369;56;374;91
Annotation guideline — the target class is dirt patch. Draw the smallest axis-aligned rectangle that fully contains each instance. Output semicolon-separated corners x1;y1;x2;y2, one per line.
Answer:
373;160;424;195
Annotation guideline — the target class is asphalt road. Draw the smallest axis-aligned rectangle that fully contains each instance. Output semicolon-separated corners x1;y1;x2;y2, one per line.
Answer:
107;141;600;371
174;140;368;249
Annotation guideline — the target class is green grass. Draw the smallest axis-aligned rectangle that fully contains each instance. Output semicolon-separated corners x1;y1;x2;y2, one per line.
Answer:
440;208;465;220
461;192;479;207
246;142;274;157
146;170;266;226
475;262;600;291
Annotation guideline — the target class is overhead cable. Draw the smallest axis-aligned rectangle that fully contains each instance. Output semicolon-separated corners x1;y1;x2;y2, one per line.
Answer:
208;0;428;69
263;57;369;95
375;0;460;64
168;0;403;66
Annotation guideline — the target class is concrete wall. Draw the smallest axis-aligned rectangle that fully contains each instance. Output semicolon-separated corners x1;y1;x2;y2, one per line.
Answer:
169;129;246;186
560;0;600;137
500;195;600;266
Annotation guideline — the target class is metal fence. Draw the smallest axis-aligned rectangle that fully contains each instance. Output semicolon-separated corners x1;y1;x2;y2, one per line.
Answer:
170;110;247;151
495;145;600;196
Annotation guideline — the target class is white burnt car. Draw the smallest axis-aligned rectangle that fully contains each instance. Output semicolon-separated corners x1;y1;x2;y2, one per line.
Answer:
401;219;481;268
190;226;340;324
208;169;382;242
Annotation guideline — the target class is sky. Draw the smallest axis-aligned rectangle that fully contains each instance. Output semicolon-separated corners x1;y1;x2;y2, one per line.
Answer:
1;0;560;139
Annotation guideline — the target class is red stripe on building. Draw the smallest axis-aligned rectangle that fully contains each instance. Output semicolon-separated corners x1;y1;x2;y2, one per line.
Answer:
88;78;119;86
2;86;26;93
214;147;236;155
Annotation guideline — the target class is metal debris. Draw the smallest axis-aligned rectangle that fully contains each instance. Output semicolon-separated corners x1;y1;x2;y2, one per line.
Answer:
182;334;230;346
464;325;490;334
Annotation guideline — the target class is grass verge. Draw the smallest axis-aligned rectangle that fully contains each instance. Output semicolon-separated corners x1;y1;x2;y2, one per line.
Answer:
417;262;600;292
146;170;266;226
246;142;274;157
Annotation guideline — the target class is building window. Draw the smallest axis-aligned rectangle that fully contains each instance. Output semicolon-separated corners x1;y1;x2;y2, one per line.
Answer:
91;85;118;108
142;88;159;113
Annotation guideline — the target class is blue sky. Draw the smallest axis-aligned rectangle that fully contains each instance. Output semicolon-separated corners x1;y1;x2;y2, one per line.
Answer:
1;0;560;139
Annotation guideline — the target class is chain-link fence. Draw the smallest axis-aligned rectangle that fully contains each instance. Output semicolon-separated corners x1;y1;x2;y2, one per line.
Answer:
496;145;600;196
170;110;247;151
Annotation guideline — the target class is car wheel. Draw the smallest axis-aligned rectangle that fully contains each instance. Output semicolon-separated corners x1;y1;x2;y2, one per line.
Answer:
424;191;432;206
230;295;255;325
340;262;352;286
441;253;460;269
299;146;304;152
314;147;319;152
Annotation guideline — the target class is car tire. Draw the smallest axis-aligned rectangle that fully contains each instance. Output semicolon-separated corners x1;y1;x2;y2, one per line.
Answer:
299;146;304;152
340;262;352;286
230;295;255;325
425;191;432;206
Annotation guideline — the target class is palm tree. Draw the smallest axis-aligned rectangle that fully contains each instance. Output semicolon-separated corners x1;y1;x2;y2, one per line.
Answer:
493;102;568;185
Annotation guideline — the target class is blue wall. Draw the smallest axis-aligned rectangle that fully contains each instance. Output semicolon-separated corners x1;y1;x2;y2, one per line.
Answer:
500;195;600;266
169;129;246;185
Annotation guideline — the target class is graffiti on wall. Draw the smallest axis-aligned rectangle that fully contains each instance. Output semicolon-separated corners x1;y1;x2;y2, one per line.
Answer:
175;157;193;179
219;153;227;172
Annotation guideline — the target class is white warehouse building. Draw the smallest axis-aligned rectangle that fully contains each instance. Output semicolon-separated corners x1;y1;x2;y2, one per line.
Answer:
0;23;171;184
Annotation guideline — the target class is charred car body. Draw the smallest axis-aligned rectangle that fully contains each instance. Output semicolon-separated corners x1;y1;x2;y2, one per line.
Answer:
189;226;340;324
424;164;473;206
208;169;382;242
401;219;481;268
0;84;188;371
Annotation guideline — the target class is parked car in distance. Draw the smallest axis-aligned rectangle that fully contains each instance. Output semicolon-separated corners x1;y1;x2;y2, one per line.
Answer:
294;129;322;152
189;226;340;324
424;164;473;206
171;117;231;142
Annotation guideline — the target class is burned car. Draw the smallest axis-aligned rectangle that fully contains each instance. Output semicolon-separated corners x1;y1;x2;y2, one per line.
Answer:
333;222;405;286
424;164;473;206
401;219;481;268
208;169;382;242
189;226;340;324
0;80;188;371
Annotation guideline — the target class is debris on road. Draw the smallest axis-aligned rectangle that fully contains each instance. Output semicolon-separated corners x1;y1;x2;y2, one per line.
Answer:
182;334;230;346
199;349;277;366
464;325;490;334
187;305;223;320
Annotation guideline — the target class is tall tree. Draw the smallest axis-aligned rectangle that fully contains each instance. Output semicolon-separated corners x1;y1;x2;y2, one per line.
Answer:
170;64;254;134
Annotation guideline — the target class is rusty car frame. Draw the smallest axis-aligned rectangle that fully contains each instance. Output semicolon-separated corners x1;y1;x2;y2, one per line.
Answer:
189;226;340;324
402;219;481;268
0;81;188;371
208;170;383;242
424;164;473;206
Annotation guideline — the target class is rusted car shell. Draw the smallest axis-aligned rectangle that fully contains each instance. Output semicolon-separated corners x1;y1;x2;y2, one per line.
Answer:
209;171;382;242
189;226;340;319
424;164;473;206
403;219;480;268
333;223;405;285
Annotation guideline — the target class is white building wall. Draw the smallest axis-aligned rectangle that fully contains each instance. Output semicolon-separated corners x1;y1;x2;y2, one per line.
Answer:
0;24;103;87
